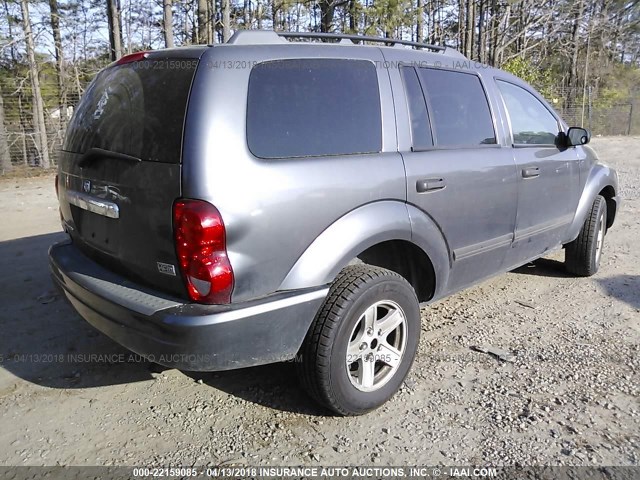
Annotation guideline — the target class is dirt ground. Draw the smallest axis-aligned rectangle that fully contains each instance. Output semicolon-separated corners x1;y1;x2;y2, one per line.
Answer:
0;137;638;468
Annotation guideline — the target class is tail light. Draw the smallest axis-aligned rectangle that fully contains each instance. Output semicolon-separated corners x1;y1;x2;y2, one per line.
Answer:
173;199;234;304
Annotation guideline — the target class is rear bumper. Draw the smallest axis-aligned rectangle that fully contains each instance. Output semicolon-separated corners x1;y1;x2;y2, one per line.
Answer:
48;240;327;371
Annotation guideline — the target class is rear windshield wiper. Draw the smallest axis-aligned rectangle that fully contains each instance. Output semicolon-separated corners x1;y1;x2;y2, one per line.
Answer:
77;148;142;168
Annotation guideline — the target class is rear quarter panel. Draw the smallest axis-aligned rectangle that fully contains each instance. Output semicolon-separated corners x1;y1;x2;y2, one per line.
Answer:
182;44;406;302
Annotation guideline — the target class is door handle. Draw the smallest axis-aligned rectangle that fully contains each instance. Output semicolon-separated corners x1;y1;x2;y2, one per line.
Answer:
522;167;540;178
416;178;446;193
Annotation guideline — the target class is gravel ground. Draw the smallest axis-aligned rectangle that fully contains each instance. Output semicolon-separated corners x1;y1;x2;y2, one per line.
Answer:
0;137;638;467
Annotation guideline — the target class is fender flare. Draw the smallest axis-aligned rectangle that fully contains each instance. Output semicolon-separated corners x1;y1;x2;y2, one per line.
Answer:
278;201;450;296
406;203;451;300
566;164;619;242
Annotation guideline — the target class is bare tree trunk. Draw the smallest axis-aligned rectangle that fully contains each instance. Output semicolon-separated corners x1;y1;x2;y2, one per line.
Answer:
430;0;436;44
197;0;208;43
73;62;83;99
189;2;197;44
123;0;131;53
256;0;262;28
163;0;175;48
458;0;465;51
464;0;474;58
348;0;357;33
436;0;443;44
581;14;593;128
3;0;17;61
21;0;50;169
477;0;484;62
222;0;230;41
415;0;422;42
596;0;609;68
0;89;11;174
48;0;65;121
107;0;123;60
18;95;28;166
494;3;509;66
207;0;214;43
243;0;249;27
273;1;277;30
319;0;335;33
568;0;584;107
488;0;497;64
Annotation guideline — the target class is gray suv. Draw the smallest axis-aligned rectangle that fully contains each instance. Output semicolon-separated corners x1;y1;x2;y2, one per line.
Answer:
49;30;620;415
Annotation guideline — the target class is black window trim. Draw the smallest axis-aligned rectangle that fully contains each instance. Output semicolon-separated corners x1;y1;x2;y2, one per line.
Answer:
245;57;383;160
413;143;504;153
495;77;564;149
399;64;434;152
406;65;500;151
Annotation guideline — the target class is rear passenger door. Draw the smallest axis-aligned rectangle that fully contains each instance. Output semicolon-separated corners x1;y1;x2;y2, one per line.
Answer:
495;79;580;267
398;65;518;292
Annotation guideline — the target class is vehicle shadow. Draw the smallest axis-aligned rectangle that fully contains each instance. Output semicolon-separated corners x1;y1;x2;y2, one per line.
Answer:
596;275;640;310
0;232;326;415
510;257;572;278
0;232;158;389
183;365;329;416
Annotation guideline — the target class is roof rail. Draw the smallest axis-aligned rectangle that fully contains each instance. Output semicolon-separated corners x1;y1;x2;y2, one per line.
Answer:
279;32;447;52
226;30;466;58
281;32;467;58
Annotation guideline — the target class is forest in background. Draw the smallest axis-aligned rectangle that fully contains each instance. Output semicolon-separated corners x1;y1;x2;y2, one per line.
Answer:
0;0;639;173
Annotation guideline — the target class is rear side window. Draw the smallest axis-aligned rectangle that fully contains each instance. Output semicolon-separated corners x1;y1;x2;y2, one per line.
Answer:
247;59;382;158
417;68;496;147
496;80;560;145
400;66;433;150
64;58;198;163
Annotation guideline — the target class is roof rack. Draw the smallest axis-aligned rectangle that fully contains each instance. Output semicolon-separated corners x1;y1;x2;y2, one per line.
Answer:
279;32;446;52
226;30;466;58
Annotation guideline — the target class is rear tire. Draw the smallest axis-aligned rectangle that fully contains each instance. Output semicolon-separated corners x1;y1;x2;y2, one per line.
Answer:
565;195;607;276
297;265;420;416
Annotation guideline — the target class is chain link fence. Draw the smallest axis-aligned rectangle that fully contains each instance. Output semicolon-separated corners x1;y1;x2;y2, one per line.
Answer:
558;103;638;136
0;85;638;176
0;91;81;175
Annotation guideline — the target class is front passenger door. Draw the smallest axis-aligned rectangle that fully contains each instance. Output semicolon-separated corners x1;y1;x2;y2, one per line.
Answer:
496;80;580;268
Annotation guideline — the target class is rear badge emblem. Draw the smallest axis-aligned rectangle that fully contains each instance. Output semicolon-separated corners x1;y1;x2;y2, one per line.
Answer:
83;180;91;193
157;262;177;276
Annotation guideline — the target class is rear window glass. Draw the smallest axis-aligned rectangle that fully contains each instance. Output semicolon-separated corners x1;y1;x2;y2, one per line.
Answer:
247;59;382;158
63;58;198;163
417;68;496;147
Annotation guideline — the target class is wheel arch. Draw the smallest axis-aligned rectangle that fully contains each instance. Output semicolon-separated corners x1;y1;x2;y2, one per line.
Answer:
567;163;619;242
598;185;617;229
279;201;450;302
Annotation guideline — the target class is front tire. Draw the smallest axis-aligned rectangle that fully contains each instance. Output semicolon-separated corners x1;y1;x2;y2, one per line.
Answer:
297;265;420;416
565;195;607;276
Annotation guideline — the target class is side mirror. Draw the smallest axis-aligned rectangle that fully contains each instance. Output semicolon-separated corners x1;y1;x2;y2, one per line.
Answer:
566;127;591;146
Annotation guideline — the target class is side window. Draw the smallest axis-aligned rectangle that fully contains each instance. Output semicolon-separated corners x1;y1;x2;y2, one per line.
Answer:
417;68;496;147
246;59;382;158
400;66;432;150
497;80;560;145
